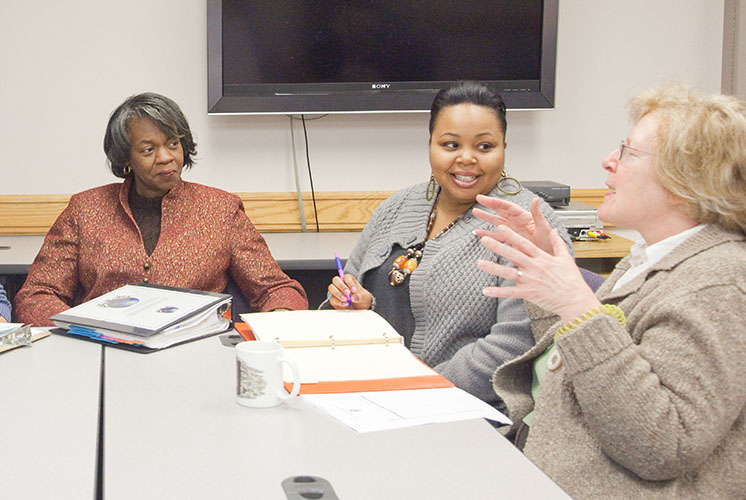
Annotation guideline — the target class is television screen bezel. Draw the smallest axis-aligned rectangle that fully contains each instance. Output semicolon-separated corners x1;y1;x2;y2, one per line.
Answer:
207;0;558;115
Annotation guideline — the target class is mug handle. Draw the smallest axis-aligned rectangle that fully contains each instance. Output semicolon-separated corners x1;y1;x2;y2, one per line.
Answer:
278;357;301;400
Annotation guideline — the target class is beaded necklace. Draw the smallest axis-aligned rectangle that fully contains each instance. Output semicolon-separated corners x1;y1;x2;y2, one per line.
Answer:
387;204;462;286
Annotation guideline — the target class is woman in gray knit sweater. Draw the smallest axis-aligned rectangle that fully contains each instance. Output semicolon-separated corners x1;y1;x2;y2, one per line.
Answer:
325;82;570;406
475;84;746;498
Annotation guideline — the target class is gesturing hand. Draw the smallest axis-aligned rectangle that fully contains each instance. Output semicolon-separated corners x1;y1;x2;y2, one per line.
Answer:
327;273;373;310
477;225;601;324
473;194;555;255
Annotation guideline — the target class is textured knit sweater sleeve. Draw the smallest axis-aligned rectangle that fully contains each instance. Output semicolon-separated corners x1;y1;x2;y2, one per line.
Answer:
428;193;570;404
329;184;571;407
0;284;11;321
228;200;308;311
431;279;535;404
318;190;404;310
15;195;83;326
492;226;746;498
555;266;746;480
344;197;392;284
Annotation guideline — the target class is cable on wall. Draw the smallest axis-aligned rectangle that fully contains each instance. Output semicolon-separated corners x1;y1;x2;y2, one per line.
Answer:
301;115;320;232
288;114;327;233
288;115;307;232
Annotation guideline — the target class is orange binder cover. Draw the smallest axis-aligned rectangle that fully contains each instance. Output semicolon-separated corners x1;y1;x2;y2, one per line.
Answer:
234;322;454;394
235;322;256;341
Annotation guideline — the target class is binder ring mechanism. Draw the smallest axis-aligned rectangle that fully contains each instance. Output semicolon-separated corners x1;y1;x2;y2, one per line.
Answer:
329;335;335;350
383;332;390;347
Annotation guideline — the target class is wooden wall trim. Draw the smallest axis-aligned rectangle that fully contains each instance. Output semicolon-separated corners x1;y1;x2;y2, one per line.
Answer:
569;188;608;208
0;188;609;235
0;194;73;235
236;191;394;232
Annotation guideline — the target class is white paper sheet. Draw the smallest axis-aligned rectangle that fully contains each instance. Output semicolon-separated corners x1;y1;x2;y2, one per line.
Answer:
0;323;25;333
282;344;436;383
243;310;439;383
303;387;511;433
242;309;401;344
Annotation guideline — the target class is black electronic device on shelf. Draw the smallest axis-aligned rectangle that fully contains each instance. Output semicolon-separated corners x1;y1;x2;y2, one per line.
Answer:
523;180;571;207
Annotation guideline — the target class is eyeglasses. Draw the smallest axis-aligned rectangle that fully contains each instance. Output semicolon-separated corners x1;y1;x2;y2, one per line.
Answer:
619;141;653;162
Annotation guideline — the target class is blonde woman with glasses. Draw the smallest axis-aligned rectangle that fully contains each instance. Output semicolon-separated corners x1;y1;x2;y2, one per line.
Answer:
474;84;746;499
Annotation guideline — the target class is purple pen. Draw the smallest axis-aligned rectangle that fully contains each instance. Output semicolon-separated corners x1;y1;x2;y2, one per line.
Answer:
334;250;353;306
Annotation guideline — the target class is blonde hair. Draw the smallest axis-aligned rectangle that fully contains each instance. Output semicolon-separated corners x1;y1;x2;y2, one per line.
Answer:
629;84;746;233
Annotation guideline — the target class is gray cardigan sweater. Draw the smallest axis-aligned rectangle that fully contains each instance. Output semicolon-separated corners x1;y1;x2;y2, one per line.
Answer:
493;224;746;499
338;182;570;405
0;285;10;322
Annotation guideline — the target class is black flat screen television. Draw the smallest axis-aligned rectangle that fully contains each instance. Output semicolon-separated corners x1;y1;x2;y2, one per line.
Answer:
207;0;558;114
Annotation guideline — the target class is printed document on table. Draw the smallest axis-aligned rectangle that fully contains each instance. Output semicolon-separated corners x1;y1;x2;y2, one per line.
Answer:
51;283;229;337
302;387;511;433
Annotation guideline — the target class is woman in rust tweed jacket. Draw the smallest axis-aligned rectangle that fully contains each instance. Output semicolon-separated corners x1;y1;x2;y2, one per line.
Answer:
16;93;307;326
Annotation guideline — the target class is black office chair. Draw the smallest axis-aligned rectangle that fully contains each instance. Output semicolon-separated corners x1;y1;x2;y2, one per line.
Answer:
223;277;253;323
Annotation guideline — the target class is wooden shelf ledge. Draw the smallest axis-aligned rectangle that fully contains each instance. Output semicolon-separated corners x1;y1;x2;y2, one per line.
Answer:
0;188;611;236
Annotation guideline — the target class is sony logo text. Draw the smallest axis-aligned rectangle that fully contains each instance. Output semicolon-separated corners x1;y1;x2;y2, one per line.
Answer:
371;83;391;89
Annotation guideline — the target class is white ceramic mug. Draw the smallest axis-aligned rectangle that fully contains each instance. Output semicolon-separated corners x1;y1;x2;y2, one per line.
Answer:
235;341;301;408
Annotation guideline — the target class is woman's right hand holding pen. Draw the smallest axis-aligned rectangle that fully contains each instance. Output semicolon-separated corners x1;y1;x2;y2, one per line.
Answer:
328;274;373;310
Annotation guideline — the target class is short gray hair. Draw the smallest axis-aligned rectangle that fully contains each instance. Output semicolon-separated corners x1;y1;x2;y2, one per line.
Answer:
103;92;197;178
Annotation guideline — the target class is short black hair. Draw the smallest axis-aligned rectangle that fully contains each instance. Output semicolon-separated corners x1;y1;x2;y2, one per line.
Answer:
428;81;507;140
103;92;197;178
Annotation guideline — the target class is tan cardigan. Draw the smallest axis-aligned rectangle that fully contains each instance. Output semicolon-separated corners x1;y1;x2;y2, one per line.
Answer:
493;224;746;499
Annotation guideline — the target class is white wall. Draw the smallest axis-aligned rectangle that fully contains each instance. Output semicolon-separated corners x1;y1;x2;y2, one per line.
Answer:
734;0;746;98
0;0;724;196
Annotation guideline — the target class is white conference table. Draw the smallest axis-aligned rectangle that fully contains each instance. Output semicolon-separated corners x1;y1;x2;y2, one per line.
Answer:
103;336;570;500
0;334;101;500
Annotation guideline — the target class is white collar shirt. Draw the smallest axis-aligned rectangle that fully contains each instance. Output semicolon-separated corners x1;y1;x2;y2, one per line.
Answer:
613;224;708;291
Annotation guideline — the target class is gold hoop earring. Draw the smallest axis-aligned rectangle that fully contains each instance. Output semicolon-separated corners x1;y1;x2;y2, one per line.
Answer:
122;165;131;176
426;175;437;201
496;170;522;195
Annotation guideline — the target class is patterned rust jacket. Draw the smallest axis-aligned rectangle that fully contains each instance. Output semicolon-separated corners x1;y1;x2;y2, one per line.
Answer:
16;178;307;326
